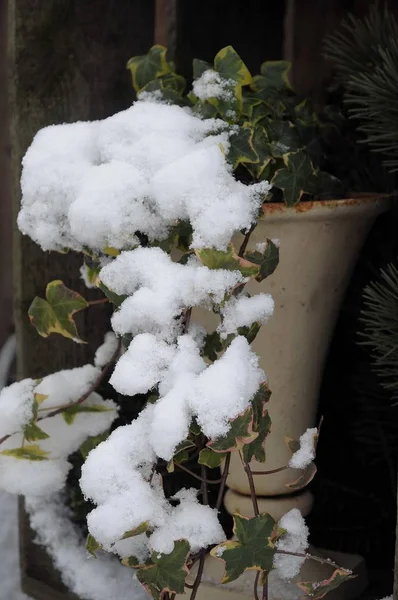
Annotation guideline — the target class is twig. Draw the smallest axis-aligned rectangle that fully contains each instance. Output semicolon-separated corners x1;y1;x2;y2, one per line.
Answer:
183;307;192;332
0;340;121;447
262;578;268;600
238;225;255;257
176;462;223;485
216;452;231;511
240;452;259;516
251;466;288;475
276;549;354;574
189;464;208;600
87;298;109;306
253;571;261;600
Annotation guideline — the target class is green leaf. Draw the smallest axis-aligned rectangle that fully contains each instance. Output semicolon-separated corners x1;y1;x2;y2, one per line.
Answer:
267;121;301;157
98;282;127;307
237;322;261;345
251;61;293;96
202;331;224;362
297;568;355;599
198;448;228;468
190;419;202;436
248;126;272;180
122;521;150;540
227;126;259;170
313;171;345;200
28;280;88;342
86;534;101;558
136;540;190;599
245;239;279;282
80;431;109;460
127;45;173;92
195;244;259;278
208;407;257;453
23;422;49;443
214;46;252;86
62;403;114;425
243;383;272;463
271;150;316;206
286;462;317;491
193;58;212;80
167;439;196;472
211;513;278;583
1;444;50;461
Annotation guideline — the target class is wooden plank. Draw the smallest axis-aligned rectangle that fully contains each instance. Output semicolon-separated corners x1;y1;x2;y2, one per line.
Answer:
8;1;155;597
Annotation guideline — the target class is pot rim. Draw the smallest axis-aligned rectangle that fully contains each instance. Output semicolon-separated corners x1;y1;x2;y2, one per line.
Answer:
261;193;392;221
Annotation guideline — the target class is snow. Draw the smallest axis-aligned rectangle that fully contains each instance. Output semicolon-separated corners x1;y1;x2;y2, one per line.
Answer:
192;70;235;101
288;428;318;470
35;365;100;410
0;379;36;438
273;509;309;581
0;491;30;600
25;493;147;600
18;100;269;254
100;247;244;342
94;332;119;368
218;293;274;338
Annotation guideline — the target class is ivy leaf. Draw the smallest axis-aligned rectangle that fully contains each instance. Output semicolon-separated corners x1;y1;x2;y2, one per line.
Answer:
286;462;317;491
242;383;272;463
271;151;316;206
202;331;224;362
98;282;127;307
62;403;114;425
267;121;301;157
248;126;272;180
167;439;196;472
195;244;259;278
1;444;50;461
86;534;102;558
136;540;190;599
313;171;345;200
211;513;279;583
28;280;88;343
237;322;261;345
214;46;252;86
245;239;279;282
297;568;355;599
80;431;109;460
227;126;259;170
127;45;173;92
193;58;212;80
23;422;49;443
208;407;258;453
251;61;293;97
198;447;228;468
122;521;150;540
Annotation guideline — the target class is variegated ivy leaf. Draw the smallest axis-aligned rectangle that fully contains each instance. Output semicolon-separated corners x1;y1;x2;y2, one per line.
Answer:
127;45;173;93
192;58;212;80
208;407;258;453
297;568;355;599
1;444;50;461
80;431;109;460
251;60;293;97
245;239;279;282
122;521;150;540
61;403;114;426
202;331;223;362
98;282;127;307
198;447;228;468
167;439;196;473
211;513;279;583
286;462;317;491
136;540;190;600
267;121;301;157
195;244;259;278
242;382;272;463
28;280;88;342
271;150;317;206
227;126;259;170
86;533;102;558
23;422;49;443
214;46;252;86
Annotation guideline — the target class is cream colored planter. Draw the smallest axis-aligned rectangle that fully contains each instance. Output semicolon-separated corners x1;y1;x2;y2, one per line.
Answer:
194;195;390;506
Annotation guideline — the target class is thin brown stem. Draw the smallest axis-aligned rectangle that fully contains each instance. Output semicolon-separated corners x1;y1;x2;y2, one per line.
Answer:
189;463;208;600
251;466;288;475
0;340;121;447
253;571;261;600
215;452;231;511
176;462;223;485
262;578;268;600
276;550;354;574
240;452;259;516
87;298;109;306
183;307;192;332
238;225;255;257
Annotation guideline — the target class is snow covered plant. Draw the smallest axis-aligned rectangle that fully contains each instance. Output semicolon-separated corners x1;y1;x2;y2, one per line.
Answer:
0;45;354;600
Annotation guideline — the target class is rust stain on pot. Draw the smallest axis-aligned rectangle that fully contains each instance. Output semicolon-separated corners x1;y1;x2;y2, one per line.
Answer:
261;194;390;216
